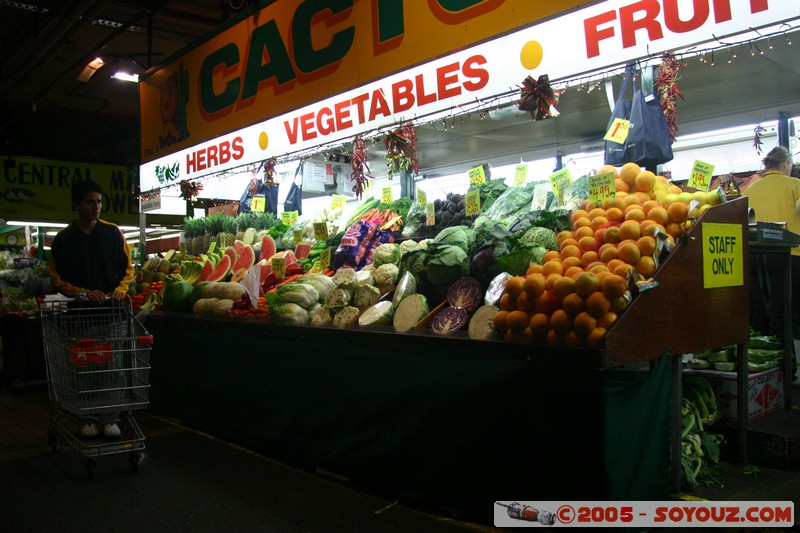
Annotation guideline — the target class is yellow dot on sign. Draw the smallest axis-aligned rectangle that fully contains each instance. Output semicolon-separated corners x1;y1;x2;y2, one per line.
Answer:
258;131;269;151
520;40;544;70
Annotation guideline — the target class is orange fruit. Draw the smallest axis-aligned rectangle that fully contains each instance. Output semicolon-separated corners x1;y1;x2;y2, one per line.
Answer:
561;292;586;314
613;263;635;278
526;263;544;275
618;241;641;265
529;313;550;337
561;256;582;270
634;191;651;203
560;245;581;261
545;328;563;346
605;207;625;223
656;175;669;184
647;206;669;225
590;216;610;230
570;209;590;225
603;226;621;243
598;164;619;179
505;276;525;299
665;222;685;238
614;178;630;194
564;265;585;279
610;295;629;313
545;273;562;291
574;226;595;240
577;236;599;253
588;262;610;275
550;309;572;335
574;271;600;297
573;216;592;229
517;327;534;344
586;291;611;318
586;327;607;349
563;330;586;348
559;238;579;251
588;207;607;220
636;255;656;278
636;235;657;257
573;311;597;337
608;196;627;211
506;310;530;332
618;220;642;241
504;328;520;343
641;200;660;214
642;222;666;237
594;226;608;244
606;259;626;273
544;250;562;262
599;245;619;263
598;312;618;329
542;260;565;277
493;310;509;333
524;273;547;296
535;291;559;314
516;291;533;312
667;202;688;223
601;273;627;299
619;162;641;185
624;193;642;206
552;275;577;299
556;230;575;246
624;207;646;222
499;292;515;311
580;251;600;268
634;170;657;193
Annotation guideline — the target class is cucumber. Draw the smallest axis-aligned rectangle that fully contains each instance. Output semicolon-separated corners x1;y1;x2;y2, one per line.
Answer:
357;300;394;327
393;294;428;332
468;305;499;340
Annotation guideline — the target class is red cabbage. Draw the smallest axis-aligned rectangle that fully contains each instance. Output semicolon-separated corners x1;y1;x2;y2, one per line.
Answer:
446;276;482;311
430;306;469;335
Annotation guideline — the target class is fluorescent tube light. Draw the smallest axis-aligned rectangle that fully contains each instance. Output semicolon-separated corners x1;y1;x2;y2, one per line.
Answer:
111;72;139;83
6;221;67;228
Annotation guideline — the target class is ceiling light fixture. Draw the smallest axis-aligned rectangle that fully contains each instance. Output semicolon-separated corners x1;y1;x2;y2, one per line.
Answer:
77;57;105;83
111;72;139;83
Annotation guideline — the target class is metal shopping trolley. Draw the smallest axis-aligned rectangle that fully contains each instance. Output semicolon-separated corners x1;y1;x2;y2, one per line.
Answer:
39;297;153;476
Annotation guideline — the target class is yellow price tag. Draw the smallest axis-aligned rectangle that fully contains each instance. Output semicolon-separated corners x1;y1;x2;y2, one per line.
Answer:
320;247;331;270
549;168;572;196
416;188;427;205
313;222;328;241
251;195;266;212
293;229;303;246
272;257;286;279
514;164;528;186
425;202;435;225
689;160;715;190
465;189;481;216
281;210;298;226
381;186;393;203
531;183;549;211
604;118;631;144
588;172;616;203
330;194;347;210
309;260;323;274
468;165;486;185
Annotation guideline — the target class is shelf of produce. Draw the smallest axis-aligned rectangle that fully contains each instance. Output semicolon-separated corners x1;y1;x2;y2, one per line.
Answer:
146;312;672;517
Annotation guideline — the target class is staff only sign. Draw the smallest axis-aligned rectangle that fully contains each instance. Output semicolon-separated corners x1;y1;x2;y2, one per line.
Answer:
702;223;744;289
140;0;799;191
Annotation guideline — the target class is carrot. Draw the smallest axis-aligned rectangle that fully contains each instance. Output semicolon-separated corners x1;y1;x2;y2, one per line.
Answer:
276;273;303;286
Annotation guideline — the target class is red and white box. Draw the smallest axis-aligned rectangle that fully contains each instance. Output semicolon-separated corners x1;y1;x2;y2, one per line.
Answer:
691;367;784;421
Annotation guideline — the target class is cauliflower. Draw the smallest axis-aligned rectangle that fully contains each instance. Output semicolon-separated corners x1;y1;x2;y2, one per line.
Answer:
356;269;374;286
325;287;352;309
332;306;360;328
308;304;332;326
374;263;399;286
354;284;381;309
399;240;419;254
418;239;433;249
331;267;358;290
372;243;401;267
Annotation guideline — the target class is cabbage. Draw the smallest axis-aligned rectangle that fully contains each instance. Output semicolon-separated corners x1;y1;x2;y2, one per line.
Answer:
446;276;482;311
432;226;474;252
518;226;557;250
424;244;470;286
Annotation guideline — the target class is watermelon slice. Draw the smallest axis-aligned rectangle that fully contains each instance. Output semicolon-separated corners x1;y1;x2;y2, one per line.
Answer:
233;240;246;255
294;243;312;259
196;258;214;283
259;250;298;282
224;247;238;267
205;254;232;282
258;235;277;262
232;244;255;272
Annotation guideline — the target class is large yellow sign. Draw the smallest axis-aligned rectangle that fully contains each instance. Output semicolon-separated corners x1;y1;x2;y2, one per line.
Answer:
702;223;744;289
139;0;587;163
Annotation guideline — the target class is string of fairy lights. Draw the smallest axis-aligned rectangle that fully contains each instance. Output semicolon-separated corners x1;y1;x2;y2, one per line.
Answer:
140;21;797;204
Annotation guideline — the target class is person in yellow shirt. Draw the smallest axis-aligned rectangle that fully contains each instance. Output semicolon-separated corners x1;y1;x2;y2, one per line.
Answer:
744;146;799;357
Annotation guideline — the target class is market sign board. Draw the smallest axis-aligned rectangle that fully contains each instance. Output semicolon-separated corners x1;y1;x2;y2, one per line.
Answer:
140;0;799;192
139;0;592;164
702;223;744;289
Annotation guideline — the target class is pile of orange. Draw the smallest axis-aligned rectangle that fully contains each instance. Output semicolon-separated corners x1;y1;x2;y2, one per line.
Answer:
493;161;722;348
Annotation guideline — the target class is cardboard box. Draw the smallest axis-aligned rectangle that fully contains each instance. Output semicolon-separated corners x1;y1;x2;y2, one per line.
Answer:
687;367;784;421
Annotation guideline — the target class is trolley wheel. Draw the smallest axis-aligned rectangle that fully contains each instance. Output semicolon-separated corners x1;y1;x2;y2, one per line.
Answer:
129;451;145;472
85;458;97;478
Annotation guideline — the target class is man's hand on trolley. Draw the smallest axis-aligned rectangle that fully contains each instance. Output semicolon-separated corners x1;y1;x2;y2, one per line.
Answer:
83;289;107;304
110;290;127;302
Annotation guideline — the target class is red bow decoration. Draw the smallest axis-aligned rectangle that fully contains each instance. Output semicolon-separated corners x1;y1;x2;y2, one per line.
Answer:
179;180;203;201
384;122;419;180
350;135;371;199
518;74;559;121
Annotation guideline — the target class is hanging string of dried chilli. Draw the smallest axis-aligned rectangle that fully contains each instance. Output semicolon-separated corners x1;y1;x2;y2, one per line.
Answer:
752;124;767;155
518;74;560;121
262;156;278;185
350;135;371;199
655;52;686;143
384;122;419;179
179;179;203;201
